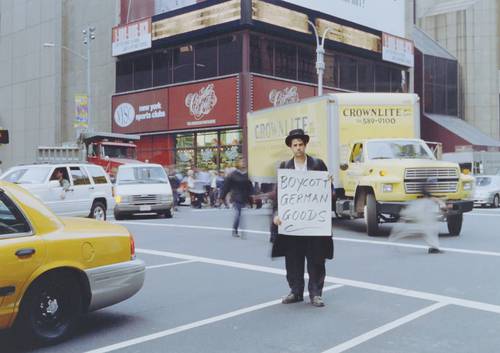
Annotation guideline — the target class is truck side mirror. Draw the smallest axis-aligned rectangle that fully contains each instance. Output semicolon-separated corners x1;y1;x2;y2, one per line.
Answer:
340;163;349;171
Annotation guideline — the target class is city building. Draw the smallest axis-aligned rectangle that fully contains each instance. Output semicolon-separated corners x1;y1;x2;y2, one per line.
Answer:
416;0;500;143
113;0;413;171
0;0;118;168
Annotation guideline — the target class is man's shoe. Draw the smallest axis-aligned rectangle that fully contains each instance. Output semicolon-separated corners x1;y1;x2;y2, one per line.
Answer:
428;247;443;254
232;230;240;237
311;296;325;307
281;293;303;304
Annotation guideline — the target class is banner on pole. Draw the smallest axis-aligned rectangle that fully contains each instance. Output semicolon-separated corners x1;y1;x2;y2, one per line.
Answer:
74;94;89;128
277;169;332;236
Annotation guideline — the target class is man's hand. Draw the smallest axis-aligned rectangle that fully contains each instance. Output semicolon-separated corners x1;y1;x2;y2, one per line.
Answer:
273;215;282;226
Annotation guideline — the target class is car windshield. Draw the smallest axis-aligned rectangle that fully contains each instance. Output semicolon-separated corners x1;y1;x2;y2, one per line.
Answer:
1;167;52;184
116;166;168;185
103;145;137;159
476;177;492;186
366;141;435;160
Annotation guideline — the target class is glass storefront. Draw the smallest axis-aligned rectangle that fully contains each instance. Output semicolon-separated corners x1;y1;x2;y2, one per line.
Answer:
174;129;242;172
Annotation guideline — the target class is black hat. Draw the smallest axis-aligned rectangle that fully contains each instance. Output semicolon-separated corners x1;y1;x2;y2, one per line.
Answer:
285;129;310;147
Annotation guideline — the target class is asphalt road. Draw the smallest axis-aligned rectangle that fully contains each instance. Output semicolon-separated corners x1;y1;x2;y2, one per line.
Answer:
2;205;500;353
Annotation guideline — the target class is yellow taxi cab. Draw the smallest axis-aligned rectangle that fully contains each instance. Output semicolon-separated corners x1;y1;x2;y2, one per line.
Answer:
0;181;145;344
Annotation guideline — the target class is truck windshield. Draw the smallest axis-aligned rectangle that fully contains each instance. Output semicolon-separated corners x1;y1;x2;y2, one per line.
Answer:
2;167;52;184
366;141;435;160
116;166;168;185
103;145;137;159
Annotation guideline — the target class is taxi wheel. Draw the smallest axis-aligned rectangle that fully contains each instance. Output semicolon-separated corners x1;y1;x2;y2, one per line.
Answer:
17;272;82;344
90;201;106;221
164;209;173;218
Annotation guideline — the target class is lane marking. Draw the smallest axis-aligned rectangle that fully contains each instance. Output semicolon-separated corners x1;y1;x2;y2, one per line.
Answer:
82;284;343;353
119;221;500;258
137;248;500;315
146;260;196;270
321;302;447;353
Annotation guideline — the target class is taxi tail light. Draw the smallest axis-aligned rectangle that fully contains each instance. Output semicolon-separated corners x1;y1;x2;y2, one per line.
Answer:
112;186;115;197
130;234;136;260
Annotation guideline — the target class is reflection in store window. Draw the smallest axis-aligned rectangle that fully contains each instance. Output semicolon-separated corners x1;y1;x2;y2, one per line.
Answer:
197;132;218;147
176;149;194;172
220;129;242;145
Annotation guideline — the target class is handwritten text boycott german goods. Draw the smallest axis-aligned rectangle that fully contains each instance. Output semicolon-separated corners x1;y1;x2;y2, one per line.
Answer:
278;169;331;236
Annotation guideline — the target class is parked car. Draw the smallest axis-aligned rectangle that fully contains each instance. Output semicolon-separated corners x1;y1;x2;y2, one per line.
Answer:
473;175;500;208
114;163;174;220
0;181;145;344
0;164;114;220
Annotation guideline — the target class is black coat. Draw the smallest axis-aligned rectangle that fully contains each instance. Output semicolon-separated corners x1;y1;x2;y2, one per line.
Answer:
271;155;334;261
221;169;252;204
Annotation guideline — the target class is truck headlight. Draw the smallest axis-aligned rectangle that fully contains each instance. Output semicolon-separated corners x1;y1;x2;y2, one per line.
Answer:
115;195;130;204
463;182;472;191
382;184;393;193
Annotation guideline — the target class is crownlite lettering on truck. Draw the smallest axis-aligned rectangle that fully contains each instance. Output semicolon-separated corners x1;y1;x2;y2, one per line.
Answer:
340;105;412;125
254;116;309;141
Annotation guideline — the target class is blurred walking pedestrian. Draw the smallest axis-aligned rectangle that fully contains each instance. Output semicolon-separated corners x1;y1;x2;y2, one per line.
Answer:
220;159;252;238
389;185;446;254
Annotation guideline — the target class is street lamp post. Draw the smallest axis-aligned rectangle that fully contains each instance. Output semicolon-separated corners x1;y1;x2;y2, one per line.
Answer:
308;20;333;96
43;26;96;132
82;27;96;131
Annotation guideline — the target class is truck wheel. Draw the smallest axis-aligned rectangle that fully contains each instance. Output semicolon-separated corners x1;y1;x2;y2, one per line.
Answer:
90;201;106;221
364;193;380;236
164;209;173;218
15;272;82;344
493;194;499;208
447;214;463;236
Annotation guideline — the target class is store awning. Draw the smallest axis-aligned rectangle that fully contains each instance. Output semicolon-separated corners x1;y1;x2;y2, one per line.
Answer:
425;114;500;148
418;0;479;18
413;27;455;60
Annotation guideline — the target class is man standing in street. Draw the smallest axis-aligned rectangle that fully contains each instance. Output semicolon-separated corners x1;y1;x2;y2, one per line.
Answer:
272;129;334;307
221;159;253;238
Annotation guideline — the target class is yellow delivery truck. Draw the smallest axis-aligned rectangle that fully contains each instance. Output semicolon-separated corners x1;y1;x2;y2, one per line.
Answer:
247;93;474;236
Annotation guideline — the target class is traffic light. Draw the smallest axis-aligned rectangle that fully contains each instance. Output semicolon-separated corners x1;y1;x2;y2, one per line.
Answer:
0;129;9;144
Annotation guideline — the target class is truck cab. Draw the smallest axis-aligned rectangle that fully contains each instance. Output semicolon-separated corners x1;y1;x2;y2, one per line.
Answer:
338;138;474;235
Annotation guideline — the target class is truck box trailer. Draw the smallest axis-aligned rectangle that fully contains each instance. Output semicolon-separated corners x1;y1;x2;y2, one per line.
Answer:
247;93;473;236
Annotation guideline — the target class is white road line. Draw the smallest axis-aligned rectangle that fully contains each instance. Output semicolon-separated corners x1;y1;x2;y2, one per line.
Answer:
137;248;500;315
119;221;500;258
321;302;447;353
82;284;343;353
146;260;196;270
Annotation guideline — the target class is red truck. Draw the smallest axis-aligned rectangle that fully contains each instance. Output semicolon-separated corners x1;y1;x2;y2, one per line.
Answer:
37;132;141;177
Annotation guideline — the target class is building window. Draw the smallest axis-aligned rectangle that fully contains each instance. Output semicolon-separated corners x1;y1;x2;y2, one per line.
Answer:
275;40;297;80
116;59;133;92
219;34;242;75
173;45;194;83
297;46;315;83
423;55;458;115
357;60;374;92
153;50;172;86
195;40;218;80
338;55;357;91
250;35;273;76
174;130;242;172
134;54;152;90
375;65;391;92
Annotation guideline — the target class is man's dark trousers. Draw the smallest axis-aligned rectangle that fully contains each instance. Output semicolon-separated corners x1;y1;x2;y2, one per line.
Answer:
232;201;244;232
285;241;326;298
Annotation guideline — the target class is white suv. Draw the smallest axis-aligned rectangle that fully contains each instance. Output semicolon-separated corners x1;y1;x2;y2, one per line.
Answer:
0;164;115;220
